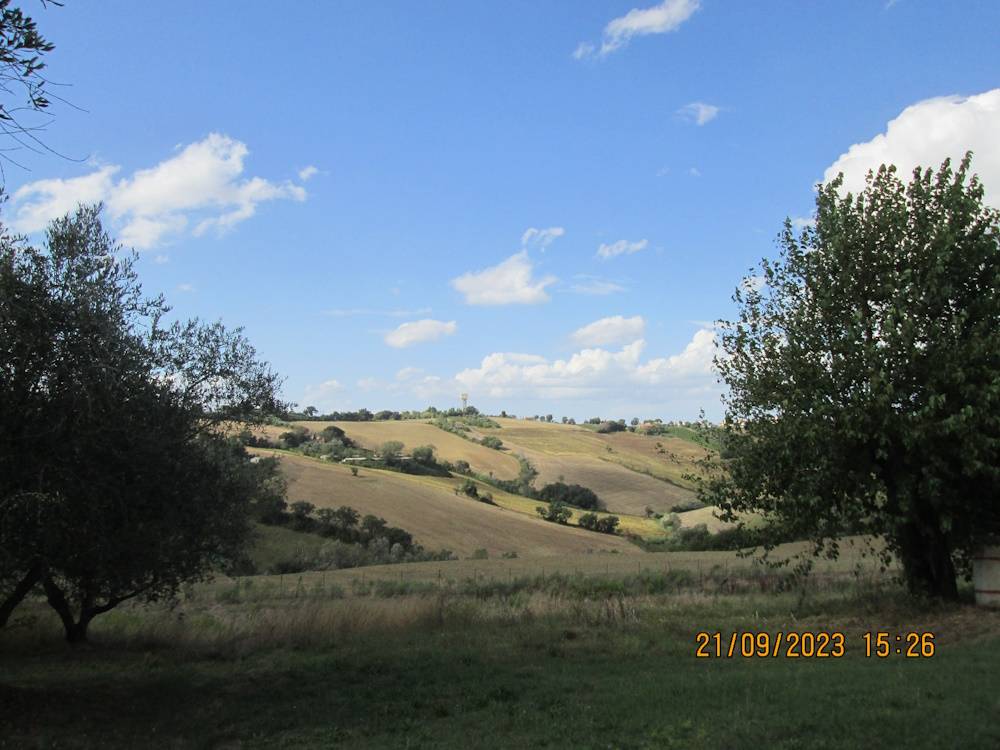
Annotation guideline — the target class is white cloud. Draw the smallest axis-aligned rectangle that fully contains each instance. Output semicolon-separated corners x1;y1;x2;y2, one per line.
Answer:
11;133;308;249
455;327;716;399
688;167;701;177
384;319;457;348
823;88;1000;207
521;226;565;249
677;101;720;126
451;250;556;305
298;165;319;181
597;238;648;260
568;275;627;295
741;275;766;293
153;254;170;264
11;166;119;233
571;315;646;347
176;283;195;293
791;216;815;229
575;0;701;59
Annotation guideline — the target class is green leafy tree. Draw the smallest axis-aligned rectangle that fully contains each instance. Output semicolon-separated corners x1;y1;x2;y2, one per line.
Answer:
0;206;283;640
536;501;571;525
379;440;404;462
595;515;620;534
703;155;1000;599
411;445;436;465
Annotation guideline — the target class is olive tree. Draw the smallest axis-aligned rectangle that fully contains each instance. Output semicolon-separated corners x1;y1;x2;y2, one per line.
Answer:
0;205;284;640
704;154;999;600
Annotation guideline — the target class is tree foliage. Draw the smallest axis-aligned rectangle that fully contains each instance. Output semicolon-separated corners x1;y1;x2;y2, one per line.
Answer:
0;0;59;172
0;205;284;640
538;481;604;511
702;154;1000;599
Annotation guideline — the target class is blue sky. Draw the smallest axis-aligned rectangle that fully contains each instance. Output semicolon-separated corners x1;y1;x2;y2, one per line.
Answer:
6;1;999;420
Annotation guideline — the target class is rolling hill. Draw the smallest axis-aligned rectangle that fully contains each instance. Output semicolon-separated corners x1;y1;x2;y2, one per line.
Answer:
317;417;707;516
250;449;638;557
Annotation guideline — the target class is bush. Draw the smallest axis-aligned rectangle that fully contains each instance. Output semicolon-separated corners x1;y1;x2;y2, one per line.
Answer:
536;501;571;524
411;445;436;465
280;426;311;448
480;436;503;450
320;424;347;442
470;548;489;560
454;459;471;474
595;515;620;534
538;481;603;511
595;420;625;433
670;499;706;513
459;479;479;498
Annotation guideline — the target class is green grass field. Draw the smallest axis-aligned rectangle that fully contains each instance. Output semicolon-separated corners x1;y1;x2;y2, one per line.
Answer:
2;570;998;749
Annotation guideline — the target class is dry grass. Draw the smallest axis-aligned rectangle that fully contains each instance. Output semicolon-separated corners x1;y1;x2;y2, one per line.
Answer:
488;418;702;514
250;450;638;557
307;420;521;479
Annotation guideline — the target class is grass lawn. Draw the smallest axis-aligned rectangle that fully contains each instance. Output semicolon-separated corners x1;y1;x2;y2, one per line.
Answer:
2;580;998;749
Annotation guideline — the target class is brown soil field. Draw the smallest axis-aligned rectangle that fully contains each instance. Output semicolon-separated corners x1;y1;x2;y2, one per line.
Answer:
297;420;522;480
485;418;701;515
251;450;637;558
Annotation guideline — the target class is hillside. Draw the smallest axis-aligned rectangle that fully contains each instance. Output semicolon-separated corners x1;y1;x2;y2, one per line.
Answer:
322;417;707;516
251;450;638;557
305;420;522;480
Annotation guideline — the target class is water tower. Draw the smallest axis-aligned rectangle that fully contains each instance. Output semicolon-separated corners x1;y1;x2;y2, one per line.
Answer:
460;392;469;411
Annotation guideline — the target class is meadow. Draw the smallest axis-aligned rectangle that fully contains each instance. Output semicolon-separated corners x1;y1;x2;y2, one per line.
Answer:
2;554;998;749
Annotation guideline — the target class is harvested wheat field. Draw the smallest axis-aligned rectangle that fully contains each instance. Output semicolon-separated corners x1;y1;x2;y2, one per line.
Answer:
483;418;701;515
297;420;522;480
251;450;637;557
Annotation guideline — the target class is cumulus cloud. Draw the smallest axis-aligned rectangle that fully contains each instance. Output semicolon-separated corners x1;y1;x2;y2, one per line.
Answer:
677;101;720;125
384;319;457;348
451;251;556;305
575;0;700;59
298;165;319;181
521;226;565;249
455;327;716;399
823;88;1000;207
597;238;648;260
571;315;646;347
11;133;307;249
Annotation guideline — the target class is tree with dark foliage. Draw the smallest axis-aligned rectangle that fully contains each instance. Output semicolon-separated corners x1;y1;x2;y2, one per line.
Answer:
0;0;63;175
702;155;999;600
0;205;284;641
